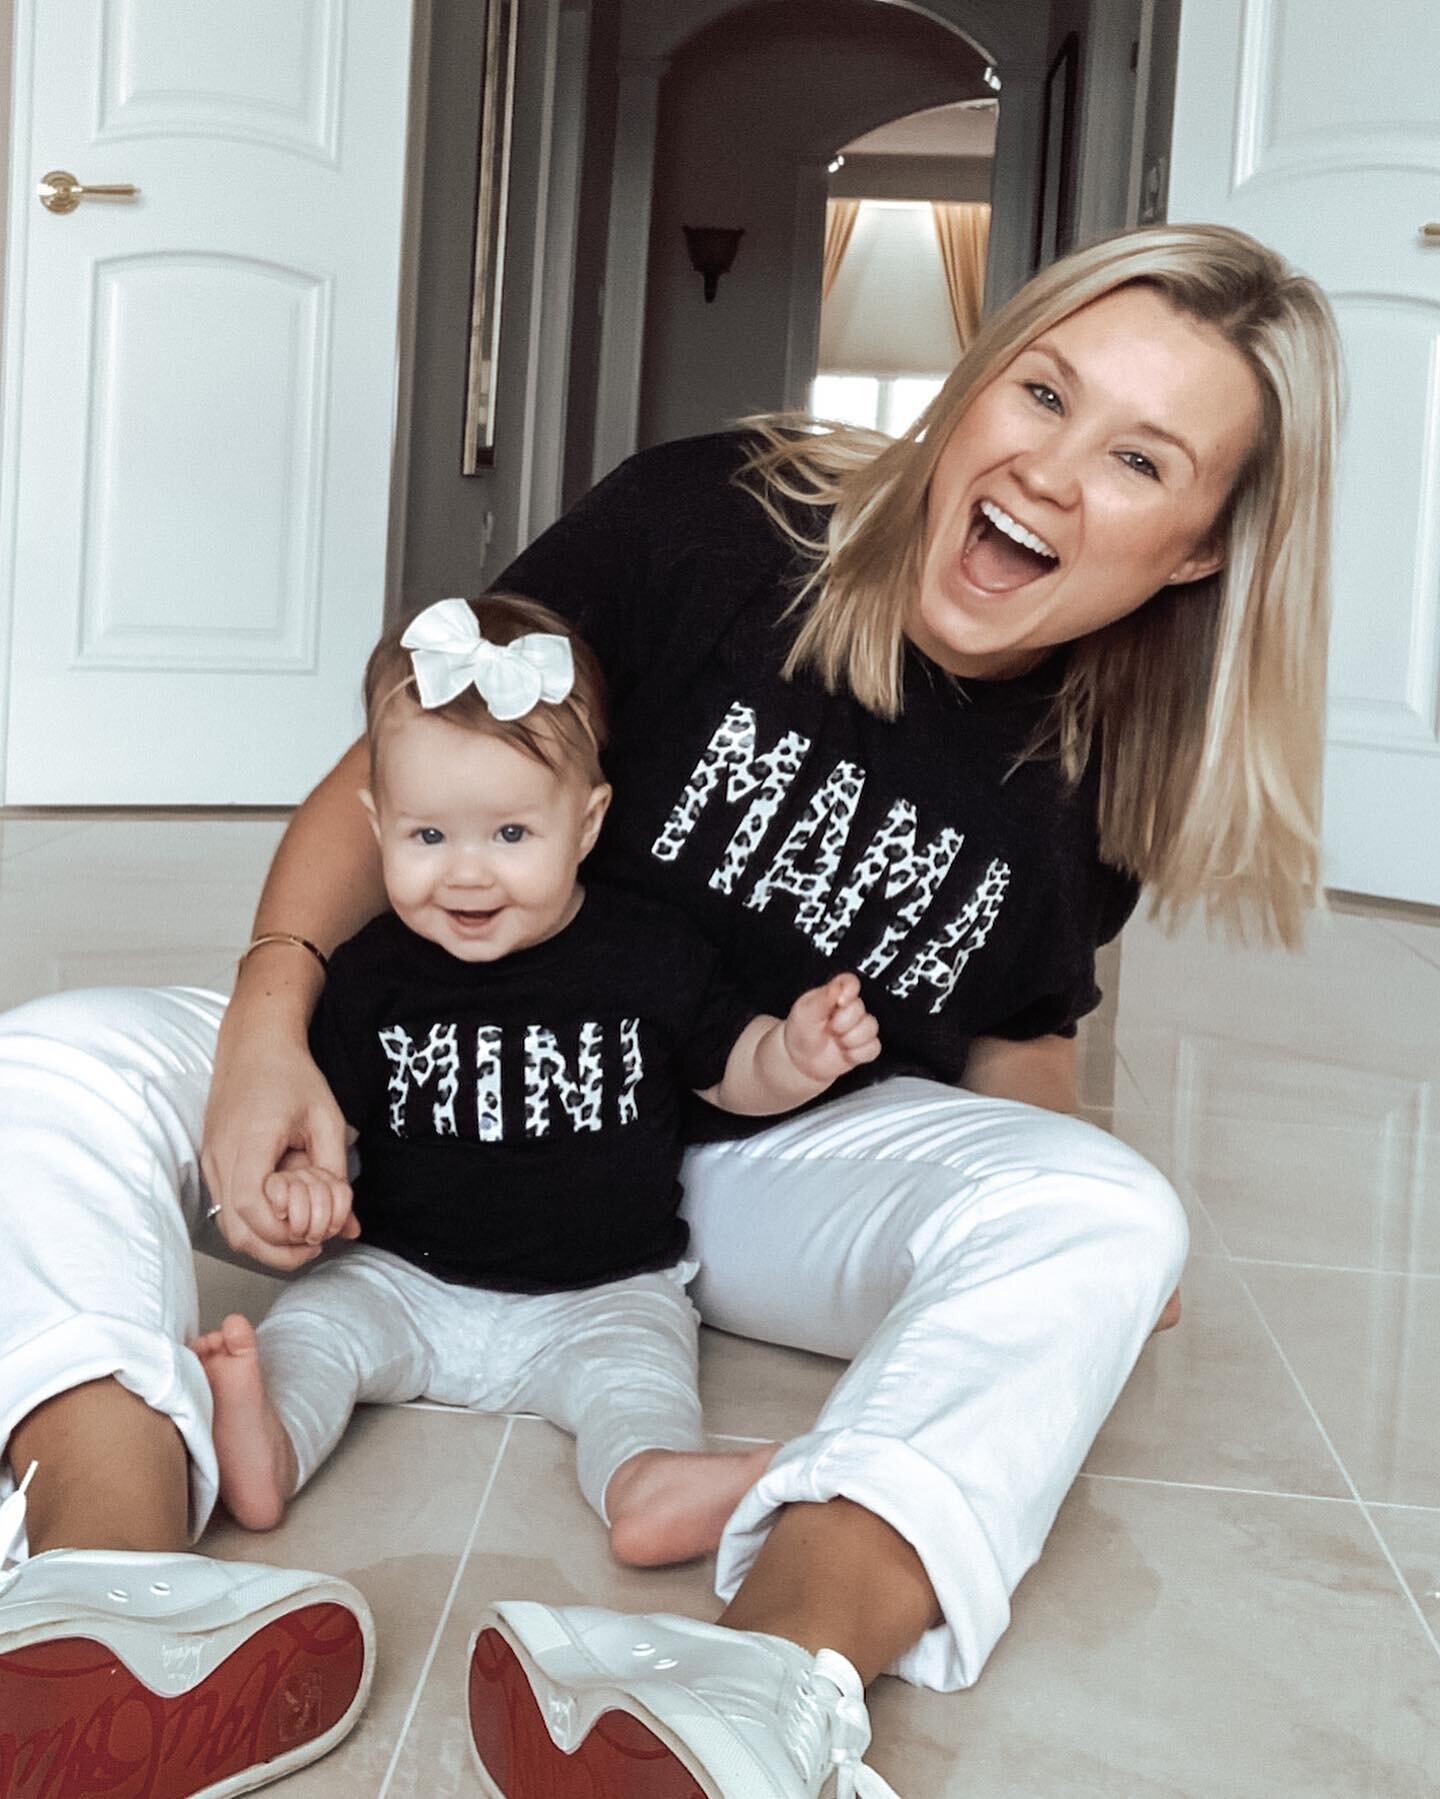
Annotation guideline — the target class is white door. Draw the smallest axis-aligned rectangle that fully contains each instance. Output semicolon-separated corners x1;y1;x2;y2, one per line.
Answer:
0;0;415;803
1168;0;1440;906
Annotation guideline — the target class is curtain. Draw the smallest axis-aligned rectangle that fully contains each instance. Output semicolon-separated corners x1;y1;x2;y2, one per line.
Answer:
931;202;991;350
822;199;861;301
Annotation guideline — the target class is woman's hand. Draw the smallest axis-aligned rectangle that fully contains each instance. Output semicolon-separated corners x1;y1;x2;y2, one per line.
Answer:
202;1007;352;1271
201;735;385;1268
201;933;342;1272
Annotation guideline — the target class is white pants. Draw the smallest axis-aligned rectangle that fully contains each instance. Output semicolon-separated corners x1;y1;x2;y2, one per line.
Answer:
260;1246;703;1520
0;985;1187;1691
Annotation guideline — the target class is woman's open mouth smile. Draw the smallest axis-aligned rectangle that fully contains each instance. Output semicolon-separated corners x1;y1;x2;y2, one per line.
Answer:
957;499;1061;596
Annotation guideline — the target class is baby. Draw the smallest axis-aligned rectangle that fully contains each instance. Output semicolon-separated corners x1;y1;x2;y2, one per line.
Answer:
196;594;880;1566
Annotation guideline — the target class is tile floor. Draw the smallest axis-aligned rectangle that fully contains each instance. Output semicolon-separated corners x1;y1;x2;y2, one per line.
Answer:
3;812;1439;1796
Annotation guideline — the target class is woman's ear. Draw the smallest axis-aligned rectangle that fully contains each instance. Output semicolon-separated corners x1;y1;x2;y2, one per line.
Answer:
578;782;613;861
1166;527;1228;586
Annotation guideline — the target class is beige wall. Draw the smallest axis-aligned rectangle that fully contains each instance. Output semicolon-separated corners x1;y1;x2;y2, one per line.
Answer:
398;0;496;602
1045;0;1144;252
638;0;986;449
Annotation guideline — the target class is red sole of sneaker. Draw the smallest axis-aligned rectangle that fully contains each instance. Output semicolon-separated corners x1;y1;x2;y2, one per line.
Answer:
467;1628;708;1799
0;1601;365;1799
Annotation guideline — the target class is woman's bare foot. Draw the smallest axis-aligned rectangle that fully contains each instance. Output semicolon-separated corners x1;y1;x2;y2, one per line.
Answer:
1152;1286;1183;1333
191;1313;298;1531
604;1444;778;1568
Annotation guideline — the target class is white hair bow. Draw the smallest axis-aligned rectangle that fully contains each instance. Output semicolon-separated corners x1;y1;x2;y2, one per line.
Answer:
400;599;575;721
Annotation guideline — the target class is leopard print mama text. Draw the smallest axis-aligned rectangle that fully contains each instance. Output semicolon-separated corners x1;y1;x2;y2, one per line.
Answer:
379;1017;643;1142
652;701;1010;1015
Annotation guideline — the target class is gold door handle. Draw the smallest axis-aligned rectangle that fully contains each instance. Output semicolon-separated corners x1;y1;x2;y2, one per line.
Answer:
38;170;139;214
1422;223;1440;241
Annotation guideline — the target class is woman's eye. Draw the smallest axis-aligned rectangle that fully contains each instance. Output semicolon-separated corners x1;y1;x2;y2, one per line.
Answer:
497;823;527;844
1118;450;1160;480
416;827;444;845
1025;382;1063;412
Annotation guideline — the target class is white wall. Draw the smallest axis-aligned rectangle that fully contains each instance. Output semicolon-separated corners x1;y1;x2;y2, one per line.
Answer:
819;203;960;376
638;0;986;449
0;0;12;404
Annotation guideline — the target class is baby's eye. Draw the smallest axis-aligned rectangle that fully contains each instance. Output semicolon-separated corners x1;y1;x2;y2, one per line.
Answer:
415;826;444;846
497;823;528;844
1024;382;1063;412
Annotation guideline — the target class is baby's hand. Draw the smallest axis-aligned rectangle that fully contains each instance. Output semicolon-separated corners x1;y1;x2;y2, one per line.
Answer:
263;1149;359;1249
782;973;881;1088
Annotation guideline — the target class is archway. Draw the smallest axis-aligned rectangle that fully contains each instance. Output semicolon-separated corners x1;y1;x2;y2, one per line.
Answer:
638;0;992;449
811;100;997;435
589;0;1052;482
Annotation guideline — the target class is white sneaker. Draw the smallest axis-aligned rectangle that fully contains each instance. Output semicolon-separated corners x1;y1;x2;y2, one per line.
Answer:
466;1601;901;1799
0;1549;374;1797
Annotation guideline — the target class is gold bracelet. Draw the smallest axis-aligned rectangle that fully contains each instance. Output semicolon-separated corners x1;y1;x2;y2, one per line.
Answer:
238;932;330;977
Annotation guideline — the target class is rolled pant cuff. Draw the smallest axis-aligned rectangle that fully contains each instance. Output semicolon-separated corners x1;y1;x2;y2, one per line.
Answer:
0;1313;219;1551
713;1426;1012;1692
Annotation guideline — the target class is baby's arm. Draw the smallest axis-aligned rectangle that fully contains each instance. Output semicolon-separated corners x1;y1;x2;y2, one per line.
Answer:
699;973;880;1116
263;1141;360;1250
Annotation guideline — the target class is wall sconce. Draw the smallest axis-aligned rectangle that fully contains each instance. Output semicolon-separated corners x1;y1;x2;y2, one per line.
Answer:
683;226;744;302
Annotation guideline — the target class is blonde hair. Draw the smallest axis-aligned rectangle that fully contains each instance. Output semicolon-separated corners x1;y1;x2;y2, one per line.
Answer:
365;593;608;789
741;223;1342;949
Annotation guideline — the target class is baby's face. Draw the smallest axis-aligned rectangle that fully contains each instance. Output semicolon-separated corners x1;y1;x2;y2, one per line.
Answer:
366;709;610;963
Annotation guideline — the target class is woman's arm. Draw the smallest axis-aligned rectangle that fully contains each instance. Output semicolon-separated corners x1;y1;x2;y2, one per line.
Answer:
961;1033;1079;1114
201;736;386;1269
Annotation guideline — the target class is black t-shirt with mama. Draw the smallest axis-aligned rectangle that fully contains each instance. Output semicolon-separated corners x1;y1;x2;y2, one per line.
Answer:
310;884;754;1291
496;432;1139;1139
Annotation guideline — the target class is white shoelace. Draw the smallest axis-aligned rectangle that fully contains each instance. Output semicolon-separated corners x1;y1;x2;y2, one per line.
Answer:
785;1649;903;1799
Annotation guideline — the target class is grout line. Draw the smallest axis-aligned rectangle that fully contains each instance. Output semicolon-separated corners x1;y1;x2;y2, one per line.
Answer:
376;1413;516;1797
1227;1269;1440;1665
1112;1045;1154;1114
1078;1470;1364;1507
1372;919;1440;977
0;821;96;865
1166;1141;1440;1655
1228;1255;1440;1280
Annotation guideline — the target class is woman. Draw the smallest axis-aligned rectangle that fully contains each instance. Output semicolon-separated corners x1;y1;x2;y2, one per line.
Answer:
0;225;1340;1798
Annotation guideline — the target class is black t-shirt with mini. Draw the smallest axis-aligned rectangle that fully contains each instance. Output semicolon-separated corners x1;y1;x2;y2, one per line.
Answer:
496;431;1140;1141
309;884;755;1292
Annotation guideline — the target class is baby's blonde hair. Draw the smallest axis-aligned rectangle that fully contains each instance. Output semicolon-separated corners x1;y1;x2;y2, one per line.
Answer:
364;593;608;791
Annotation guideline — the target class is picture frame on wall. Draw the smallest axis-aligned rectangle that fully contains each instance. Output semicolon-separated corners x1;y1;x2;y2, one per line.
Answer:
462;0;518;473
1034;32;1079;270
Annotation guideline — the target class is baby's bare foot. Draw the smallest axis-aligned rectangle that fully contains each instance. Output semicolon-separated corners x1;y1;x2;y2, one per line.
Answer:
192;1313;298;1531
605;1444;778;1568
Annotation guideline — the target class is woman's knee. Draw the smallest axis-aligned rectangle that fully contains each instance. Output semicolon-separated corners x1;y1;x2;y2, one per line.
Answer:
1100;1145;1187;1273
1042;1129;1190;1293
0;984;223;1083
915;1113;1189;1292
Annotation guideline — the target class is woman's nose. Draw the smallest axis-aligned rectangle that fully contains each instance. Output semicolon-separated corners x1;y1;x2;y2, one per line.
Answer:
1012;432;1082;506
